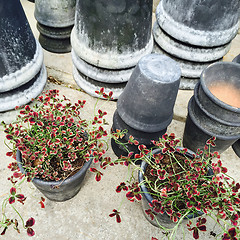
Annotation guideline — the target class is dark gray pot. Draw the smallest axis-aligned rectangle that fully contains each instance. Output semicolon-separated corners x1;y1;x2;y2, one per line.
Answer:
117;53;181;132
232;54;240;158
35;0;76;53
16;150;92;202
0;0;46;112
183;62;240;153
111;111;166;160
138;148;205;227
183;97;240;153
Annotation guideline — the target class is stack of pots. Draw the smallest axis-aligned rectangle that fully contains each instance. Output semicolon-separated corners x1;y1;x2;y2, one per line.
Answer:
35;0;76;53
153;0;240;89
183;62;240;153
0;0;47;112
111;53;181;157
232;54;240;158
71;0;153;99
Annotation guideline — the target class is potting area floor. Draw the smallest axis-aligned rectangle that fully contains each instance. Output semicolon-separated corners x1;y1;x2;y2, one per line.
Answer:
0;1;240;239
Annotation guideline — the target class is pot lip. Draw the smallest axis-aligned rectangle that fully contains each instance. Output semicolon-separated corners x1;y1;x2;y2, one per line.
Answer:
200;62;240;113
188;97;240;140
194;82;240;127
16;149;93;187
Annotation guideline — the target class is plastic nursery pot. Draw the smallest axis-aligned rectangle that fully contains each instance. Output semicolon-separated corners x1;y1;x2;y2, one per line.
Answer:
117;53;181;133
156;0;239;47
16;150;93;202
138;148;206;228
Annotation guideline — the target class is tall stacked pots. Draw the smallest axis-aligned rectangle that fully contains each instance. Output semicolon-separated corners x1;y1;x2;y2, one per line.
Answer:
111;54;181;157
183;62;240;153
35;0;76;53
153;0;239;89
71;0;153;99
0;0;47;112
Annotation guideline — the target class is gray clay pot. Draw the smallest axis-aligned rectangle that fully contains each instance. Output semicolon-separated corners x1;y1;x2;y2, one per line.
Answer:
16;150;92;202
117;53;181;132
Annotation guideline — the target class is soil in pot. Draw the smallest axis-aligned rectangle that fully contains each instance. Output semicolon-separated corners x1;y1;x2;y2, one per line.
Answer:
208;82;240;108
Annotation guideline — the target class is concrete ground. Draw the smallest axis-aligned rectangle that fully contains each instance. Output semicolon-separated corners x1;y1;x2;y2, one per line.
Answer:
0;1;240;239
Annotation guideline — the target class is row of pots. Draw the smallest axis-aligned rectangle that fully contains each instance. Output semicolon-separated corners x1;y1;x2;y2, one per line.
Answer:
1;0;240;110
32;0;239;96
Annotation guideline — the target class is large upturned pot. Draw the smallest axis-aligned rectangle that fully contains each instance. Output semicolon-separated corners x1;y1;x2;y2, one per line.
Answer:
138;148;206;227
16;149;92;202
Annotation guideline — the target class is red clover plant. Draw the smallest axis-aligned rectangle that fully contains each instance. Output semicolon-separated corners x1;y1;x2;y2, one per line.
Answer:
0;88;114;236
110;133;240;240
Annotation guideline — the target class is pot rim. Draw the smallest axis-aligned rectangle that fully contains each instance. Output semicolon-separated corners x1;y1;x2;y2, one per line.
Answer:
200;62;240;113
194;82;240;127
16;149;93;187
188;97;240;140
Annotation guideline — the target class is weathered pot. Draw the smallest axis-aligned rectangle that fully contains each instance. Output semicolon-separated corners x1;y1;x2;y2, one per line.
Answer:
117;54;181;132
16;150;92;202
183;97;240;153
138;148;205;227
232;54;240;157
183;62;240;153
156;0;239;47
71;0;153;98
0;0;47;112
71;0;153;69
35;0;76;53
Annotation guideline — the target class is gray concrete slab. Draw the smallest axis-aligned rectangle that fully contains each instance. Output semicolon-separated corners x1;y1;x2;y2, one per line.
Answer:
0;1;239;239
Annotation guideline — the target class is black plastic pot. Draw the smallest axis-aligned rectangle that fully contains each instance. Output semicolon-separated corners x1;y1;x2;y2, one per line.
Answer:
35;0;76;53
0;0;47;112
138;148;205;227
16;150;92;202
